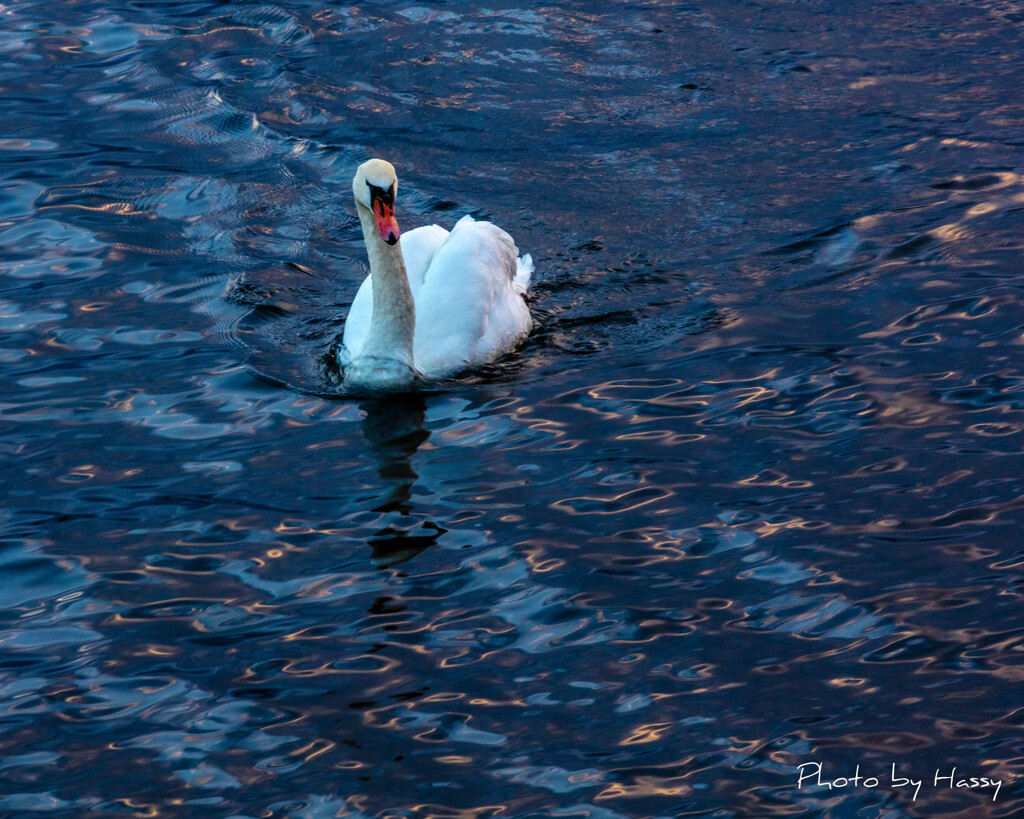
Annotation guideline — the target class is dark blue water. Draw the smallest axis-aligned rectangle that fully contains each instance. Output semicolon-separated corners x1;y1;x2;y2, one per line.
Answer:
2;1;1024;816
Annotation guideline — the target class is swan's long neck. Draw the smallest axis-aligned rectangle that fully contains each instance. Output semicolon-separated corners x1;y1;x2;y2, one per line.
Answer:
355;202;415;368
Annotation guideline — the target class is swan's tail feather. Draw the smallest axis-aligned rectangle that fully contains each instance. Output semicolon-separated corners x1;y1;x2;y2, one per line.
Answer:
515;253;533;291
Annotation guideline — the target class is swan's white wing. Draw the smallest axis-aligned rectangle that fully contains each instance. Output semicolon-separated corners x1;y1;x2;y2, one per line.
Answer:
342;224;448;357
402;224;451;290
413;215;532;377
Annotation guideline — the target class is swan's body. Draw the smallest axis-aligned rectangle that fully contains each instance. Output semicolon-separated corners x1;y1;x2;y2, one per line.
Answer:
339;159;532;389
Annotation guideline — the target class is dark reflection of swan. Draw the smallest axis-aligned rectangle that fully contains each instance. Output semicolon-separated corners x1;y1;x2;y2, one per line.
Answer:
358;394;446;566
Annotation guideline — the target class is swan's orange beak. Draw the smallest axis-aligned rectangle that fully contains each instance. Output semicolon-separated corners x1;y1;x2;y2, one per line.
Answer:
373;199;400;245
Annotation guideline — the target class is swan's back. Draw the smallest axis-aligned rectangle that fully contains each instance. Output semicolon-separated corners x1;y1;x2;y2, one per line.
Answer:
413;215;532;376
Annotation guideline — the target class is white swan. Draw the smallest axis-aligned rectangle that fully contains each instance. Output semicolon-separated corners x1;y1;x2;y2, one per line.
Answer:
339;158;533;389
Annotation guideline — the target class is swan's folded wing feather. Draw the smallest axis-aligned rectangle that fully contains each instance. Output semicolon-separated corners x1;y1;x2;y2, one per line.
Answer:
414;217;530;377
341;270;373;357
514;253;533;291
400;224;449;289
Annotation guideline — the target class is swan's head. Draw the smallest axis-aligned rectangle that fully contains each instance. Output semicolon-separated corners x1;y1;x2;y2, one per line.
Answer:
353;158;400;246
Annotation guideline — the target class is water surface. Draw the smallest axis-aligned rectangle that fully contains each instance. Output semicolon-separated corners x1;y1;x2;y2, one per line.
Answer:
1;1;1023;816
